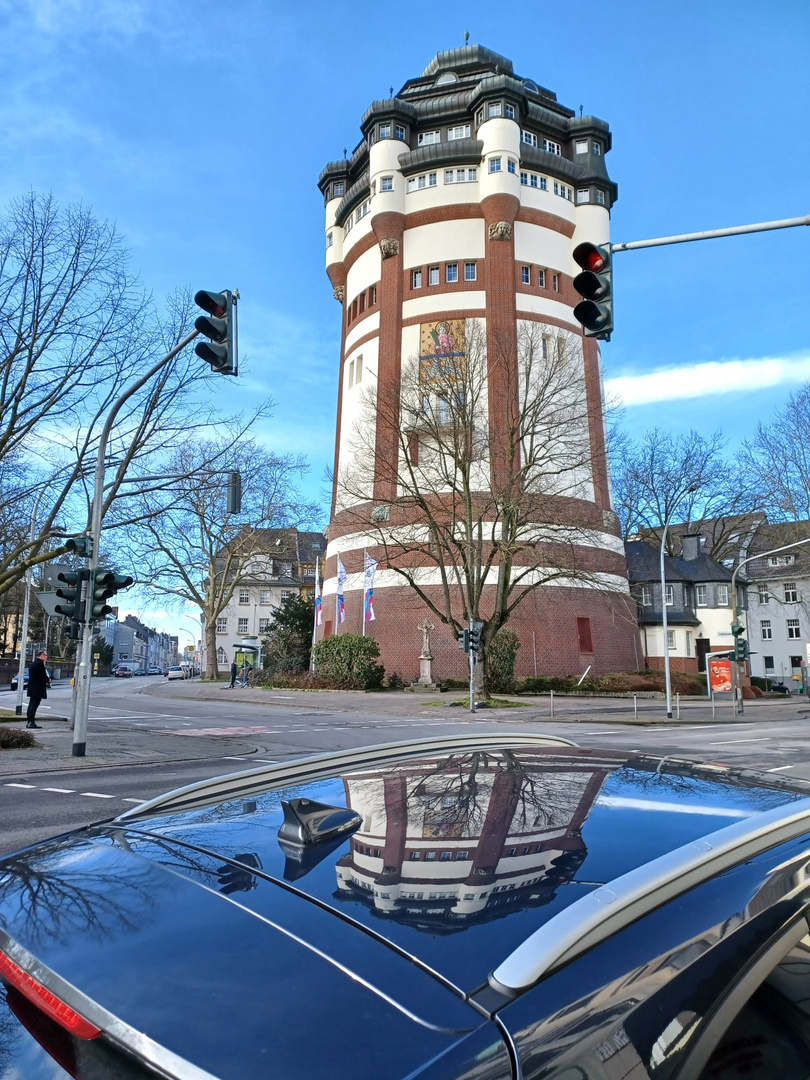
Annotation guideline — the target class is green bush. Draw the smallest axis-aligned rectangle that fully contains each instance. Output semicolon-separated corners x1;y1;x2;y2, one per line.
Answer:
0;727;36;749
440;678;469;690
486;627;521;693
516;675;578;694
750;676;768;692
311;634;385;690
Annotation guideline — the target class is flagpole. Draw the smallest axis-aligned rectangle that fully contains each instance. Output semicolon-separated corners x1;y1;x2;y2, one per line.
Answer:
362;550;367;636
310;557;320;672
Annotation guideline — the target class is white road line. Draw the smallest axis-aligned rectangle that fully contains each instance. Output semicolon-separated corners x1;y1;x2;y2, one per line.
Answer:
41;787;76;793
79;792;115;799
4;783;35;789
767;765;795;772
122;798;145;804
584;730;622;735
708;737;770;746
254;759;278;763
223;756;251;761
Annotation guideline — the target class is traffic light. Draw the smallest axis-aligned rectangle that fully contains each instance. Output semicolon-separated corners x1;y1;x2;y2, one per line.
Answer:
734;636;748;663
65;536;92;558
194;290;236;375
54;569;88;622
572;242;613;340
90;570;134;620
468;628;480;653
458;628;470;653
227;470;242;514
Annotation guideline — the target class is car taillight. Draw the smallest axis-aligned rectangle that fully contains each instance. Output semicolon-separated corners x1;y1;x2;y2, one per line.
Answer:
0;949;100;1039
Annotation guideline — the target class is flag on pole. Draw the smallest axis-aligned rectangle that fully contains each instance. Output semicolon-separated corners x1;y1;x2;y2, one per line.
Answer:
314;557;322;626
363;551;378;623
336;555;347;625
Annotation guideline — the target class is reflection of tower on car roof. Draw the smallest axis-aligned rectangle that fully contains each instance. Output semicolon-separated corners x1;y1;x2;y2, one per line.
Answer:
334;749;619;925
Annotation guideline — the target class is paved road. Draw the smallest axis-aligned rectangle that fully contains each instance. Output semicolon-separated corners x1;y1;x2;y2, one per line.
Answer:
3;676;810;854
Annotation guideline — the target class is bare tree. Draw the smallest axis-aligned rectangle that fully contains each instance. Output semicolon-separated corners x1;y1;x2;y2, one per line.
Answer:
126;433;320;679
611;426;763;559
0;193;230;598
739;385;810;521
338;318;618;694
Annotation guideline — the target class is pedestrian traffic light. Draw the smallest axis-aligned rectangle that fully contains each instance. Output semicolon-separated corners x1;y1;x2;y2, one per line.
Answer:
194;290;236;375
65;536;92;558
55;569;89;622
572;242;613;340
468;628;480;653
90;570;134;620
458;629;470;653
227;470;242;515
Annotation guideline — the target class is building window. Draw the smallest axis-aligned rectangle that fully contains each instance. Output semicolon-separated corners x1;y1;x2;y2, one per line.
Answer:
552;273;560;291
444;167;476;183
538;176;547;190
696;584;707;606
576;189;590;203
259;590;270;605
667;629;676;650
505;103;515;119
216;618;227;633
770;554;795;566
258;618;270;632
446;263;458;283
489;157;502;173
237;618;249;634
593;142;601;155
425;851;436;861
543;139;561;155
355;355;363;383
507;158;516;174
686;632;693;657
520;265;530;285
537;268;546;287
418;131;440;146
522;130;538;147
370;285;377;305
456;851;469;860
576;616;593;653
412;268;422;288
281;590;294;601
785;582;799;603
717;584;729;606
787;618;801;639
476;107;484;126
596;190;606;205
758;586;769;604
326;232;333;247
640;585;652;606
665;584;674;606
395;124;406;140
764;656;775;672
520;171;528;185
448;124;470;140
334;181;344;197
407;173;438;192
428;266;439;286
761;620;772;640
440;851;452;861
575;139;588;154
379;122;391;139
380;176;393;192
464;261;476;281
487;102;502;118
238;588;249;604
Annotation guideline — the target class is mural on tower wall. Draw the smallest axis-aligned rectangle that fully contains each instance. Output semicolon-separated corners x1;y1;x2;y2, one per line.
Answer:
418;320;467;385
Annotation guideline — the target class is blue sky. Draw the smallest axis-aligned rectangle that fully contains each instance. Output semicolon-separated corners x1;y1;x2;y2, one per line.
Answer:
2;0;807;636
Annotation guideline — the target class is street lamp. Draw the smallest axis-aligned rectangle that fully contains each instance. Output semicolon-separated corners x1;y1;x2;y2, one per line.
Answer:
660;485;699;720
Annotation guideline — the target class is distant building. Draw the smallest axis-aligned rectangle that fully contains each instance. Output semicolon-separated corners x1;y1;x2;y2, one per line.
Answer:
626;535;748;674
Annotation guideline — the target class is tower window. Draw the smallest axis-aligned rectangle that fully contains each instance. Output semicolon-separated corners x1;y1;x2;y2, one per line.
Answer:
447;124;470;140
596;189;605;205
537;268;546;287
326;232;333;247
428;266;439;286
507;159;516;174
575;140;588;154
520;171;528;185
593;142;601;155
379;122;391;138
505;103;515;119
464;262;477;281
380;176;393;191
489;157;502;173
552;273;559;291
487;102;502;118
522;130;538;147
355;355;363;383
412;269;422;289
543;139;562;155
395;125;406;140
334;181;344;197
418;131;440;146
521;266;530;284
577;189;590;203
446;263;458;283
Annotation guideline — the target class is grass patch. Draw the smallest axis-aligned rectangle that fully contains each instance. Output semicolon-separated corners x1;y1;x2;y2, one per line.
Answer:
428;697;530;709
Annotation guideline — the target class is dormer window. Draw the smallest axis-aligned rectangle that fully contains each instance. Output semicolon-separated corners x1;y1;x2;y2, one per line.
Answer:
593;142;601;155
522;131;538;147
418;131;440;146
487;102;502;118
435;71;457;86
505;104;515;119
447;124;470;140
333;181;344;197
575;140;588;154
379;122;392;138
395;124;406;140
523;80;538;93
543;139;562;155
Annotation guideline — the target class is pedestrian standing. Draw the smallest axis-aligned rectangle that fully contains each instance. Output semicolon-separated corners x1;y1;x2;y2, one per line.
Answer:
241;660;252;688
26;649;50;729
229;660;238;689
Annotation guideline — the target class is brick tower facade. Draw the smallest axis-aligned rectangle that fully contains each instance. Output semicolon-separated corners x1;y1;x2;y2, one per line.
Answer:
317;44;639;682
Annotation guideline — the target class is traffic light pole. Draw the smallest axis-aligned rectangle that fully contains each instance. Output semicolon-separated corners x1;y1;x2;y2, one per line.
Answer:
72;328;200;756
610;214;809;254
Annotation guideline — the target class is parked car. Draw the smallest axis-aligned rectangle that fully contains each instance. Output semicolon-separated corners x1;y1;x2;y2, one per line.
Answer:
147;666;162;675
4;733;810;1079
166;665;185;680
132;668;146;676
9;666;51;691
113;664;133;677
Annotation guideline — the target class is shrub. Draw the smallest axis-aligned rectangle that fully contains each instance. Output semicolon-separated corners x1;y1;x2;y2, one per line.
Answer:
0;727;36;749
311;634;385;690
440;678;469;691
385;671;407;690
254;672;338;690
486;627;520;693
515;676;578;694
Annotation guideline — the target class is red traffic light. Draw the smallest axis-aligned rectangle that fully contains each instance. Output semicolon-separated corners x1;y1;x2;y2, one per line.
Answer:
572;242;606;274
194;290;228;318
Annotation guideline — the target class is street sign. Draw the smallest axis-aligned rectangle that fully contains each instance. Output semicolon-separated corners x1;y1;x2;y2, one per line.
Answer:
185;645;195;653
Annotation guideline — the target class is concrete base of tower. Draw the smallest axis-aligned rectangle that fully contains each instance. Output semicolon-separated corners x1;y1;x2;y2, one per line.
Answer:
317;583;641;684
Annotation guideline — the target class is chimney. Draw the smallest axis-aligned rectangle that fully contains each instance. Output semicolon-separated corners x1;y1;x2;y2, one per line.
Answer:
681;534;702;561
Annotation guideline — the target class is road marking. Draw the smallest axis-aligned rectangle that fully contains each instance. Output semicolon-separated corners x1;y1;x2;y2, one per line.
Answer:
584;730;622;735
41;787;75;793
223;756;253;761
4;783;35;789
767;765;795;772
122;798;145;804
708;737;770;745
79;792;116;799
254;758;278;763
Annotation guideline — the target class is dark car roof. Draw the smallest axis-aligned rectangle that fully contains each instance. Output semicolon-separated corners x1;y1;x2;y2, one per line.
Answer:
112;737;810;995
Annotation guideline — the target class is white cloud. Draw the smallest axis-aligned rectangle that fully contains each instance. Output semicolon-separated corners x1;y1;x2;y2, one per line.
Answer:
606;352;810;406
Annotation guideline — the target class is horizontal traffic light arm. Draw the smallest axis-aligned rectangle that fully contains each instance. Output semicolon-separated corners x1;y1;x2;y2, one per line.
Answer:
610;214;810;253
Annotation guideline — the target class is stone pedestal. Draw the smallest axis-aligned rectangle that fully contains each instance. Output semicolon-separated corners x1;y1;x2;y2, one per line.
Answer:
405;620;442;693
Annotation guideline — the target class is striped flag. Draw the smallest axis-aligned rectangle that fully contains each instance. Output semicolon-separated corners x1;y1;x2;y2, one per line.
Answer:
336;555;347;624
363;551;378;623
314;557;322;626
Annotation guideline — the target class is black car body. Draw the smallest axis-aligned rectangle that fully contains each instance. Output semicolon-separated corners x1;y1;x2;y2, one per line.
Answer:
3;733;810;1079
